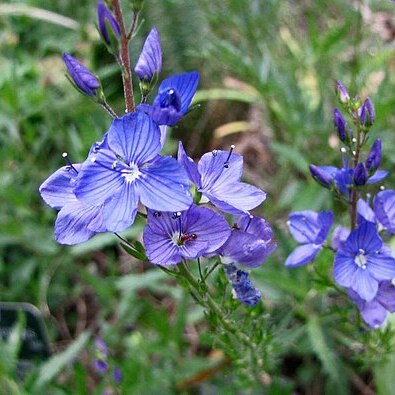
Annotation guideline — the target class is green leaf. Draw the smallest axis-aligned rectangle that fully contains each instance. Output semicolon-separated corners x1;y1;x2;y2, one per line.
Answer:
33;331;90;391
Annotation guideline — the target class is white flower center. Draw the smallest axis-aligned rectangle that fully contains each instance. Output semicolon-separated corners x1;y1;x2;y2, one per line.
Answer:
121;163;141;183
354;249;367;270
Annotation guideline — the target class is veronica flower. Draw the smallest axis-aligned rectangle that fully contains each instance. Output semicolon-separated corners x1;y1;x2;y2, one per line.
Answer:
138;72;199;126
39;160;106;245
62;53;100;97
374;189;395;234
178;143;266;214
334;221;395;301
143;205;231;266
332;226;350;251
134;27;162;81
218;215;276;268
223;263;261;307
348;281;395;328
285;210;333;267
74;112;192;233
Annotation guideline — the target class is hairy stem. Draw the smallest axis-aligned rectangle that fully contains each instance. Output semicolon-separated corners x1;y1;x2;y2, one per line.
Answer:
111;0;135;113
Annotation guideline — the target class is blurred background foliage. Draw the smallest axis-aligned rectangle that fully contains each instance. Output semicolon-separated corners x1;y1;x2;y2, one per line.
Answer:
1;0;395;393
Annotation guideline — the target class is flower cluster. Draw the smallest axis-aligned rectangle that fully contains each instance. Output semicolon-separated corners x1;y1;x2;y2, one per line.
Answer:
39;2;276;307
285;82;395;328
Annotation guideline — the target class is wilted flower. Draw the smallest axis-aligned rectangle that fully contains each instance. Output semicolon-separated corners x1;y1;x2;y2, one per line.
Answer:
62;53;100;97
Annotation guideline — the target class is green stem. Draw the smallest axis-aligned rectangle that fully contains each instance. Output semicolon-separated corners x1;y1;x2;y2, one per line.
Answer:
177;261;266;383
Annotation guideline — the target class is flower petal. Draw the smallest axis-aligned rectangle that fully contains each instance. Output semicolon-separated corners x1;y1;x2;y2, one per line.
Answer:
287;211;321;244
138;156;192;212
367;251;395;282
351;269;378;302
237;215;273;241
376;281;395;312
107;112;161;164
177;141;201;186
344;221;382;255
285;244;321;268
374;190;395;233
102;182;139;232
333;251;359;288
367;169;388;184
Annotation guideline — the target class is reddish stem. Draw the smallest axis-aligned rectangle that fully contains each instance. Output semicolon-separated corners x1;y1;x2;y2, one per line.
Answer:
111;0;135;113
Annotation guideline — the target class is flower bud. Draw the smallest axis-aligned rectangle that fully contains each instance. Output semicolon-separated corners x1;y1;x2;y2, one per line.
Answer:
353;163;368;186
97;0;121;47
134;27;162;82
129;0;144;12
333;108;347;141
336;81;350;103
309;165;333;188
366;138;382;171
359;97;375;126
62;53;100;97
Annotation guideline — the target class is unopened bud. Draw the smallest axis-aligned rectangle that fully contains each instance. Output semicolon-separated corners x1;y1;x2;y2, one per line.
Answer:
366;138;382;171
336;81;350;103
309;164;333;188
97;0;121;50
333;108;347;141
359;97;375;127
353;163;368;186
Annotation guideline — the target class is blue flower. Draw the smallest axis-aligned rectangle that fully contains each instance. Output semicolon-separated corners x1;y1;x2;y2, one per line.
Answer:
62;53;100;97
218;215;276;268
333;108;347;142
348;281;395;328
97;0;121;46
74;112;192;232
39;162;106;245
178;143;266;214
223;263;261;307
143;205;231;266
366;139;382;172
134;27;162;81
285;210;333;267
138;72;199;126
374;189;395;234
334;221;395;301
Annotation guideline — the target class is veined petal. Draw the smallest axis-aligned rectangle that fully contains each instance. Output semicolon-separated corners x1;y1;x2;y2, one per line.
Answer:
206;182;266;213
376;281;395;312
143;229;183;266
344;221;382;255
138;156;192;212
331;226;350;250
357;198;376;224
198;150;243;189
367;169;388;184
39;164;80;209
55;201;102;245
367;252;395;281
288;211;321;244
285;244;321;267
102;182;139;232
315;211;334;244
158;71;199;114
146;210;180;236
237;215;273;241
334;251;359;288
137;103;183;126
177;142;201;187
351;269;378;302
74;149;124;205
107;112;161;164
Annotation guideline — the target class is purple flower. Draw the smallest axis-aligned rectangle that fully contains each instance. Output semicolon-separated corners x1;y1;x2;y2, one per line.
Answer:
178;143;266;214
218;215;276;268
336;81;350;103
359;97;375;126
224;263;261;307
333;108;347;141
95;336;107;356
332;226;350;251
374;190;395;234
309;164;334;189
113;367;122;384
62;53;100;97
134;27;162;81
366;139;382;172
39;162;106;245
348;281;395;328
357;198;376;224
143;205;231;266
97;0;121;46
138;72;199;126
353;163;368;186
94;359;109;375
74;112;192;233
285;211;333;267
334;221;395;301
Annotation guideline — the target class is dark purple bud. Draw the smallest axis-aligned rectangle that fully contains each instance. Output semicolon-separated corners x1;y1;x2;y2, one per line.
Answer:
366;138;382;171
359;98;375;126
134;27;162;81
336;81;350;103
62;53;100;97
333;108;347;141
94;359;109;375
353;163;368;186
97;0;121;46
113;367;122;384
309;164;333;188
